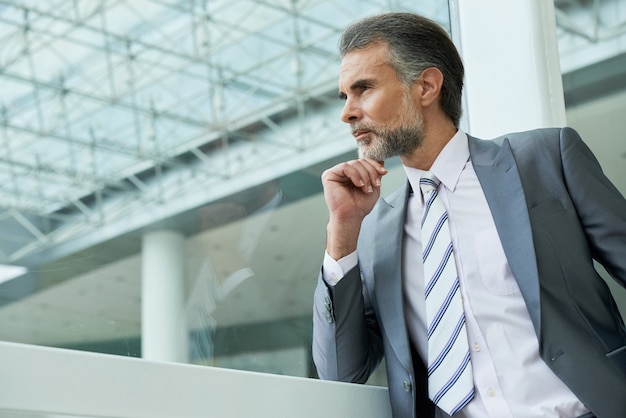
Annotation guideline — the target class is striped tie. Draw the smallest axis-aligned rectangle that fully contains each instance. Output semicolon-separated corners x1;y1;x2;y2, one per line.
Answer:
420;172;474;416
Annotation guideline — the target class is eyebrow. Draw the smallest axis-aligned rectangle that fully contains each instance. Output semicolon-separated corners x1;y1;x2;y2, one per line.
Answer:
338;78;375;100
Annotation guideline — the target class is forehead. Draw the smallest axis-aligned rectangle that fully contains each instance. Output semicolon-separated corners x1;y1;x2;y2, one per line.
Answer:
339;42;395;86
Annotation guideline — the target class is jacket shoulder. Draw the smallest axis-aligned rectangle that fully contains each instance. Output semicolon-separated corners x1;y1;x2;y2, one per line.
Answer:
470;127;575;160
480;127;564;145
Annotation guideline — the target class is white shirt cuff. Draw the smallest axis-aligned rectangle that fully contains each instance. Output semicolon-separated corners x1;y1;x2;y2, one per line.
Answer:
322;250;358;285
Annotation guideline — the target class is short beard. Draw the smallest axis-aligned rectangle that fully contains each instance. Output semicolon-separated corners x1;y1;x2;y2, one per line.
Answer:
355;104;424;161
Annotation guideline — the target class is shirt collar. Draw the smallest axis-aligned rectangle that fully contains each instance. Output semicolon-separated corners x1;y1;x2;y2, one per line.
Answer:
403;129;469;194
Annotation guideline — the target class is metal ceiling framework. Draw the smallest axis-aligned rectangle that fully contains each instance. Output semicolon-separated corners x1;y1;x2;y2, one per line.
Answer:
555;0;626;44
555;0;626;73
0;0;449;268
0;0;625;270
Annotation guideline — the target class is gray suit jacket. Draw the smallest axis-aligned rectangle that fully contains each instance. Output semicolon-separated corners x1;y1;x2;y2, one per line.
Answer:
313;127;626;418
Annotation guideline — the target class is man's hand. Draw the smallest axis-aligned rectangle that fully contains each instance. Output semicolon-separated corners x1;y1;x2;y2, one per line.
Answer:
321;158;388;260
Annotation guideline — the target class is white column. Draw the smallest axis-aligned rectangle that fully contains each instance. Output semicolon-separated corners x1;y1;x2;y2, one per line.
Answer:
452;0;567;138
141;230;188;362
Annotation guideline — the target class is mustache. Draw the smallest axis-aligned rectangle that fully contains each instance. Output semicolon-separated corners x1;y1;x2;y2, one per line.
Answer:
351;123;379;136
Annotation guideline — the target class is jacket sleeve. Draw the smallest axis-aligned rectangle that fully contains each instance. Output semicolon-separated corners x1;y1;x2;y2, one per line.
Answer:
312;264;384;383
559;127;626;285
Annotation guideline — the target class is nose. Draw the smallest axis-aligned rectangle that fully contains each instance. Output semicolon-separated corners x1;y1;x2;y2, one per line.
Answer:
340;98;361;124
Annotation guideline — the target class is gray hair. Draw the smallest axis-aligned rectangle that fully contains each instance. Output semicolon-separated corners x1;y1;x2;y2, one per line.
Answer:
339;13;464;127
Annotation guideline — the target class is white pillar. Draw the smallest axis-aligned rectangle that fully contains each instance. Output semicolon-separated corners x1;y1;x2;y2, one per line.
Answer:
141;230;188;362
453;0;567;138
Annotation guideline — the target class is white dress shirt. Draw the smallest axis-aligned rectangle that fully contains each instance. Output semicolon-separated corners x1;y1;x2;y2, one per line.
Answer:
323;130;589;418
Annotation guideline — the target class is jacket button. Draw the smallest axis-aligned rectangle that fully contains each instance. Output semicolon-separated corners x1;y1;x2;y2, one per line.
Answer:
403;381;412;392
324;296;334;323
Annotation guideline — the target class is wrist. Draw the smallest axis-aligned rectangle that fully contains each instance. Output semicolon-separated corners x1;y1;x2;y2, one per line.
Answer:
326;219;360;260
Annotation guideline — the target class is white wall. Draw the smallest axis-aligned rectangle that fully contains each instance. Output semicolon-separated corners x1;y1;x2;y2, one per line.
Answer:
455;0;566;137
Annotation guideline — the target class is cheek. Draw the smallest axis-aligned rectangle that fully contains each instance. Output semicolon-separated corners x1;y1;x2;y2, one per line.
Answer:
365;95;399;122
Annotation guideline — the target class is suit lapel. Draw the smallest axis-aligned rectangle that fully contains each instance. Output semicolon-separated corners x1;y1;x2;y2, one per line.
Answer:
372;184;413;370
469;136;542;336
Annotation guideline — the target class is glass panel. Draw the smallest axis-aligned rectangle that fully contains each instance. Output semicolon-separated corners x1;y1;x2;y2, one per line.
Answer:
0;0;450;383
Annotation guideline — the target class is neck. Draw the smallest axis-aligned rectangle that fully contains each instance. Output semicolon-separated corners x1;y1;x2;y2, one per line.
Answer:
400;120;457;170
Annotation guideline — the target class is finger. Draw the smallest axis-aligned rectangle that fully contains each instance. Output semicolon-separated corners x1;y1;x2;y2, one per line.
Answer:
323;161;368;191
323;161;370;192
322;159;388;193
348;159;388;190
361;158;388;174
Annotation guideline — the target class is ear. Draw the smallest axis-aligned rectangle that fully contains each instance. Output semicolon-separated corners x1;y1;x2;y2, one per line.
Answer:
412;67;443;108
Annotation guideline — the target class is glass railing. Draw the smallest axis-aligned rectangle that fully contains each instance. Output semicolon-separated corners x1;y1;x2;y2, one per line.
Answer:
0;0;448;386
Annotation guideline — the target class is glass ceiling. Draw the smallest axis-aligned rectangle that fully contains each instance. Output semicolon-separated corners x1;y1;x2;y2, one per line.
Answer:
2;0;625;268
0;0;449;266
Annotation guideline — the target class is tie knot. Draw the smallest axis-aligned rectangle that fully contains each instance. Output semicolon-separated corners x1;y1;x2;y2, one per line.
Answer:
420;172;440;196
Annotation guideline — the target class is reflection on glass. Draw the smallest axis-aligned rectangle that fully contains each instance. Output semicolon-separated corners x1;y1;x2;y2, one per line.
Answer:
0;174;328;377
0;0;446;384
185;183;284;366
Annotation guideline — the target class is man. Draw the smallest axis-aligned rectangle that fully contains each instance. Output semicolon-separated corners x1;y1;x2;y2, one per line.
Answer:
312;12;626;418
